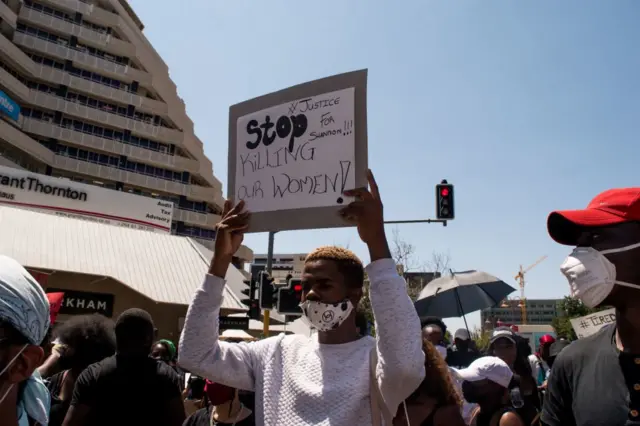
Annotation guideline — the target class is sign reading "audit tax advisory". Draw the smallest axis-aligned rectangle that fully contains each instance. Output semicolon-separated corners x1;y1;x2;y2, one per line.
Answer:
228;70;368;233
0;165;173;233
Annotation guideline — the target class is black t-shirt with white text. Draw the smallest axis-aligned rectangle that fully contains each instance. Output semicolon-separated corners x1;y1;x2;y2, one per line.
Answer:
70;354;182;426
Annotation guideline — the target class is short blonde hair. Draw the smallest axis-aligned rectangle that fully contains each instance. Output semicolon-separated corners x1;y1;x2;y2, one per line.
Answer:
305;246;364;288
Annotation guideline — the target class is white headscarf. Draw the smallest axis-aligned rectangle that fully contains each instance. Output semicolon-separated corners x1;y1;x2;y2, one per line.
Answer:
0;256;50;345
0;255;51;426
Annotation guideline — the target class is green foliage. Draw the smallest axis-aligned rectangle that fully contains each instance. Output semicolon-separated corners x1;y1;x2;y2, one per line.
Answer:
471;328;491;352
551;296;613;340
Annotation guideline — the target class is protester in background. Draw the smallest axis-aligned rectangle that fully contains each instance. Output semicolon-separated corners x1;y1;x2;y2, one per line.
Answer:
179;171;425;426
44;314;116;426
458;357;526;426
487;328;540;425
183;379;254;426
543;188;640;426
0;255;51;426
393;338;465;426
152;339;177;363
447;328;479;369
528;335;554;387
62;308;186;426
539;340;570;394
422;317;447;347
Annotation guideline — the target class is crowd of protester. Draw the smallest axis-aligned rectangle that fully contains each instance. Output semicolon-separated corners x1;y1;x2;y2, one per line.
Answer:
0;175;637;426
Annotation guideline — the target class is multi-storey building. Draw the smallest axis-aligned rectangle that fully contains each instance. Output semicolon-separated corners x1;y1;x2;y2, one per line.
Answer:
252;253;307;282
0;0;251;264
481;298;563;326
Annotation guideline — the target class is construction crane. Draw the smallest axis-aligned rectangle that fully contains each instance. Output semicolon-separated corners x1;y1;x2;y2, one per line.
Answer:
514;255;548;324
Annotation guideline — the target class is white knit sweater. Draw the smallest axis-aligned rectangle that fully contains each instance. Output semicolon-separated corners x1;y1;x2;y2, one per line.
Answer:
178;258;425;426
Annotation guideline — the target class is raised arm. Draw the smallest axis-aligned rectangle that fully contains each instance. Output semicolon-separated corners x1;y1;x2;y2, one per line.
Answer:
178;201;276;390
341;170;425;416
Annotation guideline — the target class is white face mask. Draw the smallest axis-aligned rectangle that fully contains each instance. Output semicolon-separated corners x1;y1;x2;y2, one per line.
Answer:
435;345;448;359
299;299;354;332
560;242;640;308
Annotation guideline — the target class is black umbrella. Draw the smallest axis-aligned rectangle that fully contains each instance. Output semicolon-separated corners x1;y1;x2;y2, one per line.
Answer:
414;270;516;331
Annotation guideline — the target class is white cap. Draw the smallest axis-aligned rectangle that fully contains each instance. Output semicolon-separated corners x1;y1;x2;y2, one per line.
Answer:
454;328;470;340
454;356;513;388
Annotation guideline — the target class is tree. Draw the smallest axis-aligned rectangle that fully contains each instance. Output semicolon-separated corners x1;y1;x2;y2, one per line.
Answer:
551;296;612;340
360;228;451;335
471;328;491;352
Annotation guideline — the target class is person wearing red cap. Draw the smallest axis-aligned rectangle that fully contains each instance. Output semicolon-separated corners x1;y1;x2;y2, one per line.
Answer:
542;188;640;426
528;335;554;389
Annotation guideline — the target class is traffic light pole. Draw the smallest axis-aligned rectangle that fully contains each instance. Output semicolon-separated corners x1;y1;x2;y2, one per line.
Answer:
384;219;448;227
263;231;276;337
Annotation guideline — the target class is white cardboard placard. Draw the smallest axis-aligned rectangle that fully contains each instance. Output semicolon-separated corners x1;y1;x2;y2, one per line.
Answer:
570;308;616;339
228;70;368;233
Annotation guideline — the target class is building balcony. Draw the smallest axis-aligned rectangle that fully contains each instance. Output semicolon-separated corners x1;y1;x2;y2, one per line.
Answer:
172;208;220;229
27;90;183;145
19;5;136;58
0;32;35;75
188;184;224;209
21;117;199;173
0;61;30;101
13;31;151;85
52;154;191;196
32;63;168;116
37;0;195;134
0;118;55;165
0;0;17;28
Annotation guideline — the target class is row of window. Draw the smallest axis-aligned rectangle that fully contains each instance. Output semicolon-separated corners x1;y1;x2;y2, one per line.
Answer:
16;23;127;66
28;53;131;92
25;54;169;128
40;141;189;184
23;0;111;35
21;108;172;154
173;224;216;240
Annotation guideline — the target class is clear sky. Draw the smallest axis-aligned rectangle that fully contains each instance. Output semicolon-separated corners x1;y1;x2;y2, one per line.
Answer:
129;0;640;332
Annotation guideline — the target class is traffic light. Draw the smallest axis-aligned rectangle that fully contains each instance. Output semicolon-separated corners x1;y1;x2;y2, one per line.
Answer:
276;278;303;316
241;278;260;320
258;271;276;310
436;181;454;220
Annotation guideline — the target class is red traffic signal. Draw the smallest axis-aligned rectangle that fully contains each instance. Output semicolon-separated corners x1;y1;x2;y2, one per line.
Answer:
436;183;455;220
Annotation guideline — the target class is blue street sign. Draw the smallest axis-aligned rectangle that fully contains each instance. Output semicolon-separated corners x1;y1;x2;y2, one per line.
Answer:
0;90;20;121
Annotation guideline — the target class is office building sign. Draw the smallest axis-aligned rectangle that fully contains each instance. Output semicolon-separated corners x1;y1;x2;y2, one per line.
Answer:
48;288;115;317
0;90;20;121
0;165;173;233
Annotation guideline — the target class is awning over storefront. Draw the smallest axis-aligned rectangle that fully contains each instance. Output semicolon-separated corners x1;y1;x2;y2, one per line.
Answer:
0;205;246;311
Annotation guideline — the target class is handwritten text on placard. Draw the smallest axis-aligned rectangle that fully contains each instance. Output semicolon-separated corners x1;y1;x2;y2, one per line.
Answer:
570;308;616;339
235;88;355;213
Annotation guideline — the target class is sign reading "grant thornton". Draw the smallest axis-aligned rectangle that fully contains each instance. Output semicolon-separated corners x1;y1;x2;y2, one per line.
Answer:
0;165;174;233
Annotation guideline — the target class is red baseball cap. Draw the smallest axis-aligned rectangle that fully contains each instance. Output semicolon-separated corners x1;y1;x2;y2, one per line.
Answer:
547;188;640;245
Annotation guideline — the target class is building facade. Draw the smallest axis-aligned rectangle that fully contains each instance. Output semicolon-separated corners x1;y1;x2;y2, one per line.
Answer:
252;253;308;282
0;0;250;262
481;298;563;326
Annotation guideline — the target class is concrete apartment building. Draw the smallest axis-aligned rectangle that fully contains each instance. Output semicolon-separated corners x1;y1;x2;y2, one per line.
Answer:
252;253;307;282
481;298;563;326
0;0;250;263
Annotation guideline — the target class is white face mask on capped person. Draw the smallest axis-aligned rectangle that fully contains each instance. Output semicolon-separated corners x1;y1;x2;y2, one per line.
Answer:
560;242;640;308
299;299;354;332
